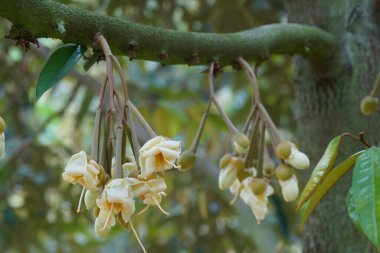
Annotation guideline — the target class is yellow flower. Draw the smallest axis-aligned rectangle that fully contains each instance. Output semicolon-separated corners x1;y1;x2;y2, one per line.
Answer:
62;151;103;191
95;178;135;238
279;175;299;202
240;178;273;223
139;136;181;178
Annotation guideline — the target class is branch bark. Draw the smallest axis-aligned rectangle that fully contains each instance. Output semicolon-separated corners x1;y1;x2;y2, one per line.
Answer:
0;0;338;66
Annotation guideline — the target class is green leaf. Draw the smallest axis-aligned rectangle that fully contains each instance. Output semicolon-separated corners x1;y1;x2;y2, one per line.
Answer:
347;188;364;234
352;147;380;250
300;151;363;227
297;135;343;210
36;44;86;101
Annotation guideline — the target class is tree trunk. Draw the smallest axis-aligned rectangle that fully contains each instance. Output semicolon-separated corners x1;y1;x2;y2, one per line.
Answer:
284;0;380;252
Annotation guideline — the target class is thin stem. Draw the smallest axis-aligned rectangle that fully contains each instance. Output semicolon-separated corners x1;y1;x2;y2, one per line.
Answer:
256;123;266;178
124;107;141;168
114;127;123;178
370;71;380;97
91;108;102;162
127;101;156;138
208;62;215;96
242;106;257;134
110;55;129;101
257;103;281;146
190;98;213;153
341;132;371;148
212;99;239;134
237;57;260;105
245;115;260;168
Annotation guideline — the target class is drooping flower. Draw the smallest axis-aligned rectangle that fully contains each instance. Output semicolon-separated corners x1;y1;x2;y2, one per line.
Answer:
278;175;299;202
139;136;181;178
218;154;244;190
239;177;273;223
275;141;310;170
95;178;135;238
127;176;169;215
62;151;105;191
85;189;102;210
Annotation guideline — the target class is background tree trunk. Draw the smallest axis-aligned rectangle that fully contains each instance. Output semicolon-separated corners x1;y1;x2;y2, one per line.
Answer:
285;0;380;252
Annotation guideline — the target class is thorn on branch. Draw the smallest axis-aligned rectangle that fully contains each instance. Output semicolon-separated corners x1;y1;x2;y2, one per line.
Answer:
202;60;223;77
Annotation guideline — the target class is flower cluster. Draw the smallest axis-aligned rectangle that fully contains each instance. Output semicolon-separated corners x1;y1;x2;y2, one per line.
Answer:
62;136;181;251
214;58;310;223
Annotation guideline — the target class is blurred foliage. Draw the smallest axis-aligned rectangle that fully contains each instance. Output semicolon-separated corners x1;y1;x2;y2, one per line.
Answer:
0;0;301;252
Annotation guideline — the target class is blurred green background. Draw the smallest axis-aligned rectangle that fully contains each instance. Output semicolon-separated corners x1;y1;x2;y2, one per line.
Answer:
0;0;302;252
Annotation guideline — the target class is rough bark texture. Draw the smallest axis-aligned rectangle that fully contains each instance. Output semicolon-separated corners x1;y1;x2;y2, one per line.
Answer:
285;0;380;252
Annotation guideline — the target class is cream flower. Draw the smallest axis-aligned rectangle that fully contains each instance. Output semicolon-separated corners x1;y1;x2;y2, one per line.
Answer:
127;176;169;215
0;133;4;157
285;146;310;170
95;178;135;238
218;156;244;190
84;189;102;210
62;151;103;191
139;136;181;178
240;178;273;223
279;175;299;202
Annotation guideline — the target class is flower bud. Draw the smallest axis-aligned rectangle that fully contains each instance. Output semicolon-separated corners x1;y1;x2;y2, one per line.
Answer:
279;175;299;202
275;141;292;160
178;150;197;171
219;153;233;169
360;96;379;116
286;148;310;170
218;156;244;190
237;168;252;182
275;164;294;181
231;133;250;155
250;178;268;196
0;117;6;133
263;161;275;179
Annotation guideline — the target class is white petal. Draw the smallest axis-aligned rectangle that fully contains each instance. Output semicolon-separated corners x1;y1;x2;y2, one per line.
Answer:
285;148;310;170
85;189;101;210
218;166;237;190
279;175;299;202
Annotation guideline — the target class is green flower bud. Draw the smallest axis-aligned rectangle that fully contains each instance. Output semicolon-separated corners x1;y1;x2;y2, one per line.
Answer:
231;133;250;155
250;178;268;196
219;153;233;169
275;141;292;160
178;150;197;171
275;164;294;181
360;96;379;116
263;161;275;179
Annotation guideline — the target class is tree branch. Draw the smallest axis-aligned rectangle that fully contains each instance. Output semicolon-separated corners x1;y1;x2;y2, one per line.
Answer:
0;0;338;66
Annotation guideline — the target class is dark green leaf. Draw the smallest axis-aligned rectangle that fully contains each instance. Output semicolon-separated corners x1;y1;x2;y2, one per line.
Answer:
352;147;380;250
297;136;343;210
300;151;363;227
36;44;86;101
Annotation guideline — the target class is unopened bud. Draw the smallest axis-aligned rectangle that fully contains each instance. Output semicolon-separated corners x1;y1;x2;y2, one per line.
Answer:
237;168;251;182
231;133;250;155
360;96;379;116
219;153;233;169
263;161;275;179
275;141;292;160
250;178;267;196
0;117;5;133
275;164;294;181
178;150;197;171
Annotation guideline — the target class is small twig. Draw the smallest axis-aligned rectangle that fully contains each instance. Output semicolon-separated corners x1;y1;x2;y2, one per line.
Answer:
370;71;380;97
237;57;261;105
342;132;371;148
127;101;156;138
190;98;213;153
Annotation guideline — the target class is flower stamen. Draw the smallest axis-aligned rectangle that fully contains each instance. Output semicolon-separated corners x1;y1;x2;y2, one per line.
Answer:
76;186;86;213
102;204;114;231
129;220;147;253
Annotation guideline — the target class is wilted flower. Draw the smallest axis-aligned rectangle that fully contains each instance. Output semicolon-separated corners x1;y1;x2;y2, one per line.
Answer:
240;177;273;223
139;136;181;178
62;151;104;191
279;175;299;202
95;178;135;238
